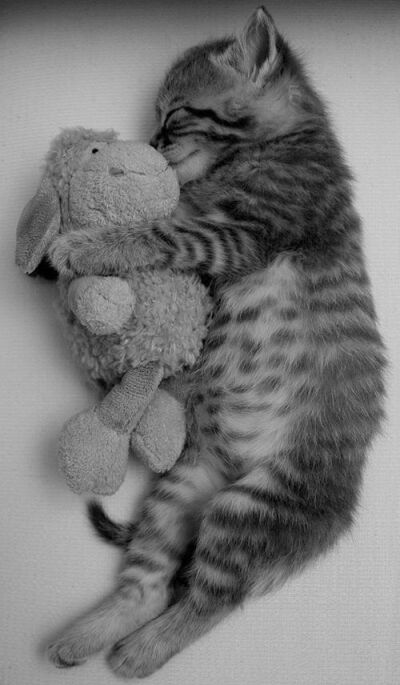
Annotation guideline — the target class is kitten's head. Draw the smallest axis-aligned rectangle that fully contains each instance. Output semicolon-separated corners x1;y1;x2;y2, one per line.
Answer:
151;7;323;184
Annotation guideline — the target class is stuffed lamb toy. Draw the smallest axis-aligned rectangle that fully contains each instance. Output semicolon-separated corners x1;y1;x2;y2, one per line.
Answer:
16;127;211;495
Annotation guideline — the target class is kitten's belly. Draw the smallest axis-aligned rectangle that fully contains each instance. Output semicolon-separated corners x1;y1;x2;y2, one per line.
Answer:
198;256;306;463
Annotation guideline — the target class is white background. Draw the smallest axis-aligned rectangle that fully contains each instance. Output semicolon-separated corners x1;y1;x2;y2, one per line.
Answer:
1;1;399;684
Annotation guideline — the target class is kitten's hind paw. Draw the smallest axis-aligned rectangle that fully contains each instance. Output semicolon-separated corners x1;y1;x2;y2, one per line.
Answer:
107;627;172;679
108;634;155;679
47;638;88;668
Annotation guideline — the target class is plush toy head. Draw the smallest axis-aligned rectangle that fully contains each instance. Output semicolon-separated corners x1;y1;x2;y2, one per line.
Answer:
16;127;180;275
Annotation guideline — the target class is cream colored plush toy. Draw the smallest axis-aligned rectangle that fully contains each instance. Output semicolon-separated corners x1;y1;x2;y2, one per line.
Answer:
16;128;211;495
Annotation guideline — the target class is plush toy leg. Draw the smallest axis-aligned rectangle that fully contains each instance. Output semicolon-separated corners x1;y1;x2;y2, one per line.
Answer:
58;409;130;496
131;389;186;473
58;362;164;495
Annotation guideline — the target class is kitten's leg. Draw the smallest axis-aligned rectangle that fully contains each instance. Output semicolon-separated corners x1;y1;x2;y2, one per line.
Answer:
109;596;230;678
49;197;260;279
107;462;337;678
47;457;225;668
107;496;245;677
108;480;253;678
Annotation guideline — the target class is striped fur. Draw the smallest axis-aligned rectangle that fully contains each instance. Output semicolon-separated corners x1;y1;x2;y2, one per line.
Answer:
48;8;386;677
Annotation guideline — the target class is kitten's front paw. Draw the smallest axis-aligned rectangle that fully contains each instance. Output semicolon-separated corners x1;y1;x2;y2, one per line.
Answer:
49;232;89;277
48;234;75;277
49;230;110;277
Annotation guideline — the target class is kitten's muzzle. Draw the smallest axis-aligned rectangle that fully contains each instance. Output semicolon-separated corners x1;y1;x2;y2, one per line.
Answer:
150;128;171;150
149;132;160;149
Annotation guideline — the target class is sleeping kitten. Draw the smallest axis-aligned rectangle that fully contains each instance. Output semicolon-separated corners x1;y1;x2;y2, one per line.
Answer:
48;7;386;678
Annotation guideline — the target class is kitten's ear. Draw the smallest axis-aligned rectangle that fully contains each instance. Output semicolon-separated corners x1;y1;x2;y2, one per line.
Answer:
239;6;279;83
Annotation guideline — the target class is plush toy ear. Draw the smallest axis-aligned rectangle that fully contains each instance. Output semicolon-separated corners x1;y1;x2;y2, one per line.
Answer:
15;175;61;274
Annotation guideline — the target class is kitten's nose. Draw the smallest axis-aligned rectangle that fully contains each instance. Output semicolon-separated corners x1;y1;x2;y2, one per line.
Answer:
150;127;172;149
150;131;161;149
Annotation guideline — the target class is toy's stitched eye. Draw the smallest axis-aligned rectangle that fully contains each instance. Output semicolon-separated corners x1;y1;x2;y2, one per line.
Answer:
92;148;99;154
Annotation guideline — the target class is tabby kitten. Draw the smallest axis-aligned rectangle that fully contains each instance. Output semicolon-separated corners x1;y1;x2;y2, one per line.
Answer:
48;7;386;678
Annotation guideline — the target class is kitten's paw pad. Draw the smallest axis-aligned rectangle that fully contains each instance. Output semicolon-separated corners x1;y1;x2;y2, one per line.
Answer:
47;639;87;669
108;634;164;679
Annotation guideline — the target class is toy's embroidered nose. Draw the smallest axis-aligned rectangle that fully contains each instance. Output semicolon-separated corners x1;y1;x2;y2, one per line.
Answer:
109;166;125;176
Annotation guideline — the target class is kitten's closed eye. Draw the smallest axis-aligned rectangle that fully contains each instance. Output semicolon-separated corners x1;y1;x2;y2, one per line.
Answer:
151;109;212;184
151;113;191;151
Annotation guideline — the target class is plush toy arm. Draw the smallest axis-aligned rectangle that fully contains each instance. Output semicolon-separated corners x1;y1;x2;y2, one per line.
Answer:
68;276;136;334
58;362;164;495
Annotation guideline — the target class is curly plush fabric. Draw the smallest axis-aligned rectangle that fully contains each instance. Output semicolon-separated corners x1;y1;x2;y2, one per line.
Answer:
58;269;210;388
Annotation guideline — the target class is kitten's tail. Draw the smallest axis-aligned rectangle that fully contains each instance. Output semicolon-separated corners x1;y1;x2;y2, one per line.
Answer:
87;500;135;547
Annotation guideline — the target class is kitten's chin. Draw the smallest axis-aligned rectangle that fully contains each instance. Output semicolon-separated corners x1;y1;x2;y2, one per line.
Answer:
172;150;209;185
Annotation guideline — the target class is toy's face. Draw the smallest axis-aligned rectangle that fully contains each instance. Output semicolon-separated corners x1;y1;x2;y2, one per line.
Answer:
16;131;180;278
68;141;179;230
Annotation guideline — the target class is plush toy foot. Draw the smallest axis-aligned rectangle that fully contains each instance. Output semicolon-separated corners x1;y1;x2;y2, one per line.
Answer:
58;408;130;495
132;389;186;473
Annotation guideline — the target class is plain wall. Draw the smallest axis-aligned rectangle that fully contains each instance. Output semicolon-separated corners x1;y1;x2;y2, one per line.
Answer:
1;1;399;684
